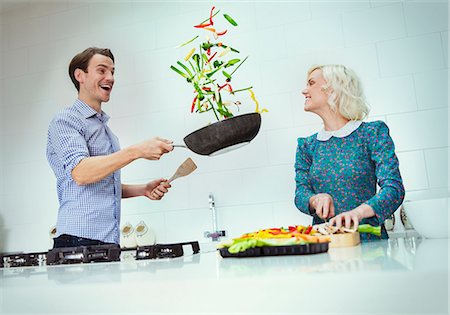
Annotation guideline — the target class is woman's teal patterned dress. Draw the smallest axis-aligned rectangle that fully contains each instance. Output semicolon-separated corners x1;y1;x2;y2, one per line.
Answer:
294;120;405;241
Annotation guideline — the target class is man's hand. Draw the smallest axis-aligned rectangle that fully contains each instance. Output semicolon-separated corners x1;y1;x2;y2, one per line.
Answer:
144;178;171;200
134;137;173;160
309;193;335;220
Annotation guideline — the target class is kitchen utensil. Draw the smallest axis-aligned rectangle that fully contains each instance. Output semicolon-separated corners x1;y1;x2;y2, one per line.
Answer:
328;232;361;248
175;112;261;156
168;157;197;183
135;221;156;246
403;197;449;238
120;222;137;249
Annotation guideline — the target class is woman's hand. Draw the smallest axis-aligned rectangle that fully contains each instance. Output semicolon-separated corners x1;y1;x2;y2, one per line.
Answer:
309;193;335;220
144;178;171;200
329;208;363;229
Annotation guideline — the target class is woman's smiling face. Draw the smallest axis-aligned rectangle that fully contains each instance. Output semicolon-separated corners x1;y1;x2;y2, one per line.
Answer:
301;68;330;114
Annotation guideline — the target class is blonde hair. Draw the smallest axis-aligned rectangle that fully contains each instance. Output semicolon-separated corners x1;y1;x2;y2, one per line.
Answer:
308;64;370;120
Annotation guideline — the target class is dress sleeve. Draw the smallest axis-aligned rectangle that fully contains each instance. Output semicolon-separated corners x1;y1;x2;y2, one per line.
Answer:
365;121;405;222
294;137;315;216
48;114;89;177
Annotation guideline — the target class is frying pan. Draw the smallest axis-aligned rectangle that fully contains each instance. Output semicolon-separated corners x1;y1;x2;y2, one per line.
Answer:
174;112;261;156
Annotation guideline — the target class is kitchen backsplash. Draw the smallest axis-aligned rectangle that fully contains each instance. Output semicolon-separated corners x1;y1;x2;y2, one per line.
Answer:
0;0;448;252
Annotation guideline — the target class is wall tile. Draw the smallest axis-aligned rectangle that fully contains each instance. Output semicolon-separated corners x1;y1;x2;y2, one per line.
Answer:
343;3;406;46
1;129;48;165
254;25;287;62
0;220;56;252
88;2;134;33
441;31;448;68
255;1;310;28
397;150;429;191
414;69;448;110
365;75;417;115
155;11;201;50
286;16;344;57
311;0;371;18
424;147;448;189
377;33;445;77
133;1;182;24
2;100;59;136
2;75;50;106
370;0;403;9
0;48;27;79
27;1;70;18
260;92;294;131
404;1;448;36
241;164;294;204
134;48;178;83
9;16;48;49
387;108;448;151
120;211;166;244
260;57;304;95
187;170;244;209
1;188;58;228
315;44;381;81
272;201;313;227
49;6;90;41
164;208;212;244
28;35;94;74
266;127;303;165
218;203;274;239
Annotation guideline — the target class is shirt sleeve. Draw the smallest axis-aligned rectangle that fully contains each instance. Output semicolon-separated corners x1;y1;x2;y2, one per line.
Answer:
364;121;405;222
48;113;90;177
294;137;315;216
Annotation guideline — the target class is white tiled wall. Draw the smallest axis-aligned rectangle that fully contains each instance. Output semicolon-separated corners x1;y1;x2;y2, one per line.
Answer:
0;0;448;252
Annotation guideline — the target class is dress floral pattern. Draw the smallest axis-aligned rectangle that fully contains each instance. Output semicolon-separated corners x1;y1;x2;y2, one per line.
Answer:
294;120;405;241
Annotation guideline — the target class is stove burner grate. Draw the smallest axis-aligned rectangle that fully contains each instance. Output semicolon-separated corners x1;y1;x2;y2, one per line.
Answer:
46;244;121;265
136;241;200;260
0;252;47;268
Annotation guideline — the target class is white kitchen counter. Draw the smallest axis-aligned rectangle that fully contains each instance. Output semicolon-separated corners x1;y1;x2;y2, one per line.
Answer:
0;237;448;315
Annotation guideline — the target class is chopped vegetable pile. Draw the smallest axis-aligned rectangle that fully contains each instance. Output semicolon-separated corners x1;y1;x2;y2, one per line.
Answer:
219;225;331;254
170;6;267;121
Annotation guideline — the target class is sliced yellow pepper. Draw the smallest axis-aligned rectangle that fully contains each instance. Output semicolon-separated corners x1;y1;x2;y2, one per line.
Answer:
184;47;195;61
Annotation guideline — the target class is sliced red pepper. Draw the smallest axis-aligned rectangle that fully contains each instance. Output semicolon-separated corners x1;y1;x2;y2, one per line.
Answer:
218;83;233;92
202;86;211;91
191;96;197;113
209;6;215;25
304;226;312;234
194;22;212;28
207;51;217;63
288;226;297;232
216;29;228;36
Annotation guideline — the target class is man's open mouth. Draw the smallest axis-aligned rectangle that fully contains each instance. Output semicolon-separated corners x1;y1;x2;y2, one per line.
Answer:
100;84;112;91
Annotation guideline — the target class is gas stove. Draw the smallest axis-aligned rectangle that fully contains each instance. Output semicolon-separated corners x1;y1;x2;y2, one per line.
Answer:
0;241;200;268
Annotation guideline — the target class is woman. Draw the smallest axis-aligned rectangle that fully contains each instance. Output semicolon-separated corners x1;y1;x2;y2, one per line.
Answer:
294;64;405;241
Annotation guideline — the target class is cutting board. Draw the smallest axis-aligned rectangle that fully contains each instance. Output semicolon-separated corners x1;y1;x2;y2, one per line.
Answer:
328;232;361;248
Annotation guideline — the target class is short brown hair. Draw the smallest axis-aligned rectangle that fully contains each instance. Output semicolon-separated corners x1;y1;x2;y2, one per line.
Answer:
69;47;115;91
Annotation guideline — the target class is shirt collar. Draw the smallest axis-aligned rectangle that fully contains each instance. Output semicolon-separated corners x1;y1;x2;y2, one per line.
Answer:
317;120;363;141
74;99;110;123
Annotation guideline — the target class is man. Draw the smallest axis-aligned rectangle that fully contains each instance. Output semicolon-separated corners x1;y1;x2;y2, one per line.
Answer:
47;47;173;248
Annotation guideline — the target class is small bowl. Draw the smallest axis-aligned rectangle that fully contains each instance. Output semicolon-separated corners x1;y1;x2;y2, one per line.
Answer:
403;197;449;238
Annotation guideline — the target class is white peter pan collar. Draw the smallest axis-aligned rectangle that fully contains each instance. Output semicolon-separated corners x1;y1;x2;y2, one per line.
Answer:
317;120;363;141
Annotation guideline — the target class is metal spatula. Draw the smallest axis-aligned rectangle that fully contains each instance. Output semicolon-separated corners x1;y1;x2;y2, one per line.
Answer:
168;158;197;183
